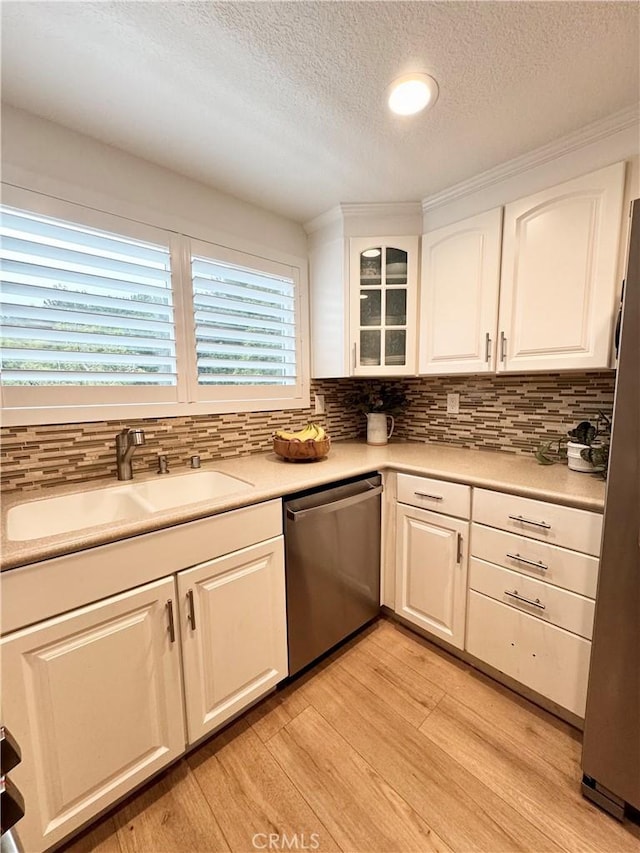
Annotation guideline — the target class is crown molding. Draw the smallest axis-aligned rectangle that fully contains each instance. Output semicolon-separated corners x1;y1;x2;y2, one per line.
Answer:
422;106;640;213
303;205;342;235
340;201;422;219
304;201;422;234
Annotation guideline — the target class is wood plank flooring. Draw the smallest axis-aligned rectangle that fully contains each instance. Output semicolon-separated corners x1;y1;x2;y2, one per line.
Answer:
63;618;640;853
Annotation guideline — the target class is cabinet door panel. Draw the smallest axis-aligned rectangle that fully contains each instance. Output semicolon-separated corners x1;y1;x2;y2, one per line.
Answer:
350;236;418;375
395;504;468;648
178;537;288;744
498;162;625;372
1;576;185;853
420;208;501;375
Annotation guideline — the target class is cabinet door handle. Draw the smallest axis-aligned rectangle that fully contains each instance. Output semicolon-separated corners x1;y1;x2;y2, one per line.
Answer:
506;552;549;571
187;589;197;631
504;590;546;610
499;331;507;363
352;342;357;370
166;599;176;643
457;533;463;564
485;332;491;362
415;492;443;501
508;514;552;530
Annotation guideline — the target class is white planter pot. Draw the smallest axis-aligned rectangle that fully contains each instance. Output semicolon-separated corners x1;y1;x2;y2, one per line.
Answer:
567;441;604;473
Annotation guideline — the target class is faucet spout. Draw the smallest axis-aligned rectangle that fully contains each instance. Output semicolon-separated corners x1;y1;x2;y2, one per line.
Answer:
115;429;146;480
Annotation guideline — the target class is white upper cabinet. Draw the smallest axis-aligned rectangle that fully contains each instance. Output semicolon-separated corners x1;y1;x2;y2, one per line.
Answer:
419;208;502;374
497;162;625;373
350;236;419;375
307;203;422;378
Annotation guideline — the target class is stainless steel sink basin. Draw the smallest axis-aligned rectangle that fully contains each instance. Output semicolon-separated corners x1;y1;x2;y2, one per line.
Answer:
6;470;254;541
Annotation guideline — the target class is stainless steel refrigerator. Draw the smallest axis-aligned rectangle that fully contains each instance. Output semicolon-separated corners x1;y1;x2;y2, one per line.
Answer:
581;199;640;820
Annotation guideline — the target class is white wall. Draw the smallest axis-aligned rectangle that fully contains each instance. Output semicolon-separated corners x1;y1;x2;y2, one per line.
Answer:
1;105;308;265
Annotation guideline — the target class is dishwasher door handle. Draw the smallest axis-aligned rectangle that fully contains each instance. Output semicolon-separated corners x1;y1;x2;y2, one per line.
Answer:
286;485;383;522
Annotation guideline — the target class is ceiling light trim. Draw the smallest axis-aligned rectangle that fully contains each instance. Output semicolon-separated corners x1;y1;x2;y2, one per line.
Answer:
422;106;640;213
387;73;439;116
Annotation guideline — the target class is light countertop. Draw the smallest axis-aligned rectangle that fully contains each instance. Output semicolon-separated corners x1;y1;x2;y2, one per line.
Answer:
1;441;606;571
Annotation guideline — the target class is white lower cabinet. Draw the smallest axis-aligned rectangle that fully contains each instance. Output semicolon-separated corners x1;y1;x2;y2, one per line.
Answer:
466;590;592;717
467;488;602;718
0;576;186;853
395;475;470;649
177;536;288;743
1;499;286;853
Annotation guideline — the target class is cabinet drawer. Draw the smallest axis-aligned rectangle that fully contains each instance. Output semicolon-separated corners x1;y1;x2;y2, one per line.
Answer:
469;557;595;639
466;590;591;717
470;524;599;598
472;489;602;555
397;473;470;519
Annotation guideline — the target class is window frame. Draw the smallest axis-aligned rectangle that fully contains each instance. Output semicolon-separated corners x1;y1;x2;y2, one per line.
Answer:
0;186;310;426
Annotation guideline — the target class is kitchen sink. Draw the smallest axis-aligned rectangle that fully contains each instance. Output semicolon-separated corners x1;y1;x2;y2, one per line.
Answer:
6;470;254;541
125;470;253;512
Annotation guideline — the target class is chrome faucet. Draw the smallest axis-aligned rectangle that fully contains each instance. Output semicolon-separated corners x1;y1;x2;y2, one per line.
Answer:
115;428;146;480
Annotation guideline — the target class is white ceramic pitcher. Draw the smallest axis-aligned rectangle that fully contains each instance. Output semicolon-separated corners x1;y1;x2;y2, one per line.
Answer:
366;412;394;446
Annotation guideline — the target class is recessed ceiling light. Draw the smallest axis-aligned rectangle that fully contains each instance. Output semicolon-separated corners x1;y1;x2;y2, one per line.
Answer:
387;73;439;116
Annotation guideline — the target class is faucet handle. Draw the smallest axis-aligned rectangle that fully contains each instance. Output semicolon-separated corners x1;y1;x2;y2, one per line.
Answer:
129;429;146;446
157;454;169;474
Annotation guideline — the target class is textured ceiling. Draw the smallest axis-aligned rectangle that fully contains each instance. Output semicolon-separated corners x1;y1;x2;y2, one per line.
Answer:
1;1;639;223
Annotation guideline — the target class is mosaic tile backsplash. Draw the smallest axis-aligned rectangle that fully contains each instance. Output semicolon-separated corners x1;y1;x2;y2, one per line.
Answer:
1;373;615;493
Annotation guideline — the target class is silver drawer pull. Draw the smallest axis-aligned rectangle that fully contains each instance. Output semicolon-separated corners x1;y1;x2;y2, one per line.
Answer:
187;588;197;631
506;552;549;571
504;590;546;610
166;599;176;643
415;492;443;501
508;514;551;530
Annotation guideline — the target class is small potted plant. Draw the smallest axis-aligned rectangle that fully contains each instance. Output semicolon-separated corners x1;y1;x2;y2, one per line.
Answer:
535;412;611;476
344;381;408;446
567;417;610;473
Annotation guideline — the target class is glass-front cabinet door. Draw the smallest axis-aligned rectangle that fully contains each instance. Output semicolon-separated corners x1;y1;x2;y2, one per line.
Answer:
349;236;418;375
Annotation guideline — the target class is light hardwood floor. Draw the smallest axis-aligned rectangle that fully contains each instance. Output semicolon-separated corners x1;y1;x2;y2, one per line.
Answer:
63;618;640;853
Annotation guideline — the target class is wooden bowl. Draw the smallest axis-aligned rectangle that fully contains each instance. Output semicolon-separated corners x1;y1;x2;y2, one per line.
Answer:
272;435;331;462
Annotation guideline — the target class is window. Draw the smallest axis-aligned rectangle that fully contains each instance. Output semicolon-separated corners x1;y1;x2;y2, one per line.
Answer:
1;206;176;387
0;190;308;425
188;240;301;403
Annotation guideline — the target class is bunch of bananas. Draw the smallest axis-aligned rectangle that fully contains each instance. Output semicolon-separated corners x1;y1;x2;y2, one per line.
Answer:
274;423;327;442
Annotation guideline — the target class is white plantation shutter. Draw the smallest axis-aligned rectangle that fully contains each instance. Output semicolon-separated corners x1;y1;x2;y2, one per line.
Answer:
190;246;301;400
0;206;177;390
0;189;309;424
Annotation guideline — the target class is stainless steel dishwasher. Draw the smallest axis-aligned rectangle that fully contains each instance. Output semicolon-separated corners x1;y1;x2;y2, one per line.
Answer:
284;473;382;676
